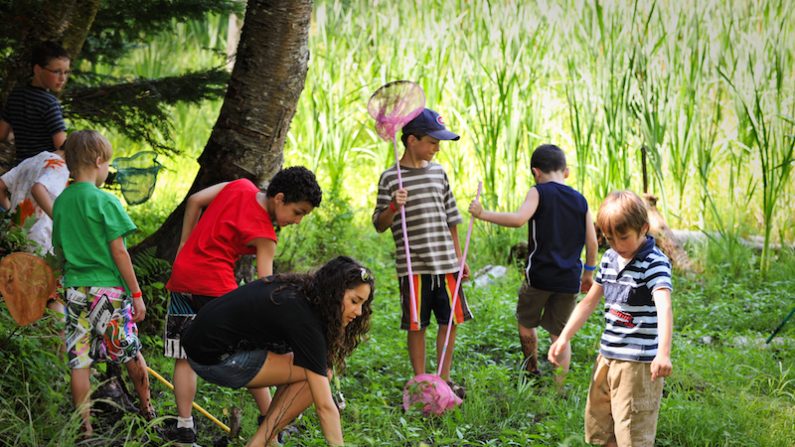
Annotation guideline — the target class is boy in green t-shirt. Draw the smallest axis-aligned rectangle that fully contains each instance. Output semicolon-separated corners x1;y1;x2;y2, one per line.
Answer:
52;130;153;436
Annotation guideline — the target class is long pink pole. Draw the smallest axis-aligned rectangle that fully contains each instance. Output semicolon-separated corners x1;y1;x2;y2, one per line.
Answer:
437;181;482;376
392;135;418;326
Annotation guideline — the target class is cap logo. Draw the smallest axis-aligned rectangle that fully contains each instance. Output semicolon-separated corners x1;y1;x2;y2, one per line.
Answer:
436;115;445;126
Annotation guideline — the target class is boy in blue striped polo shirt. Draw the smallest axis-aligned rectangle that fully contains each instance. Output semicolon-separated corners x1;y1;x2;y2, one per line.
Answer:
549;190;673;447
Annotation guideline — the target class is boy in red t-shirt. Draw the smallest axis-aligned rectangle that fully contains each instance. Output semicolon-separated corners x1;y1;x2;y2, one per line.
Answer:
164;166;322;444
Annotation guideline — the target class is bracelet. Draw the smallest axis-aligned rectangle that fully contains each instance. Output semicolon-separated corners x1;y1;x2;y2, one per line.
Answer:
131;290;143;299
583;264;597;272
389;201;398;212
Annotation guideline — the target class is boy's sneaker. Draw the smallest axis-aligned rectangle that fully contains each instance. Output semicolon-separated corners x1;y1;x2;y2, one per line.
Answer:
168;426;196;446
446;381;466;400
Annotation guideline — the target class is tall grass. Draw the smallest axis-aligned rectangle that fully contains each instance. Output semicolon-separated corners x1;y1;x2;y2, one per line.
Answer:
78;1;794;260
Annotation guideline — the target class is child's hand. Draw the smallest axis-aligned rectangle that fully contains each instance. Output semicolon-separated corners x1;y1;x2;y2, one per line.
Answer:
650;354;672;380
580;274;594;293
392;189;408;207
462;262;471;280
131;297;146;323
548;339;567;367
468;199;482;218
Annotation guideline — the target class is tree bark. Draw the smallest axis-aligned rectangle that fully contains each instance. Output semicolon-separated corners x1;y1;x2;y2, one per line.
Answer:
133;0;313;262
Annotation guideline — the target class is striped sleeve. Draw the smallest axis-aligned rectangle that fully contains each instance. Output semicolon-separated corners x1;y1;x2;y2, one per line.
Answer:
645;249;673;292
442;170;462;226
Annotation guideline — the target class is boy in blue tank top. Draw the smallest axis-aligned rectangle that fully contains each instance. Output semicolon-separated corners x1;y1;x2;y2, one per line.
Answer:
469;144;597;385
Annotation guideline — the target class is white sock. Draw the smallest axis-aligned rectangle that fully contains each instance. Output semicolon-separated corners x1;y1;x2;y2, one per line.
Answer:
177;416;194;429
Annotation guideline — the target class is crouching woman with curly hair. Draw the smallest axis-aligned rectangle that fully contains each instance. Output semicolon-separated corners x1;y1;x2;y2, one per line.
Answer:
182;256;374;446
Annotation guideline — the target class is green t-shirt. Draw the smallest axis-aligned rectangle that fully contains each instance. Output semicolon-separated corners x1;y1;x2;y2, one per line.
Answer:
52;182;137;289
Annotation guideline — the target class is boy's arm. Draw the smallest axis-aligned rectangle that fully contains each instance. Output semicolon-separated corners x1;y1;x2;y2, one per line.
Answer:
374;188;407;233
548;283;604;365
177;182;229;253
52;131;67;150
109;237;145;322
581;209;598;292
30;183;54;218
0;119;10;142
469;187;539;228
0;179;9;211
250;237;276;278
650;288;673;380
449;224;470;280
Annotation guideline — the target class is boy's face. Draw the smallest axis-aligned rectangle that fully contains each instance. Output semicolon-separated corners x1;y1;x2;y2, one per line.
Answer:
604;224;648;259
272;195;314;227
408;135;441;161
33;57;71;92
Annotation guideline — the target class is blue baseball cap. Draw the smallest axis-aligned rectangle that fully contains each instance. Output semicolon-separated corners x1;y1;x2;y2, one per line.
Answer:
402;108;460;141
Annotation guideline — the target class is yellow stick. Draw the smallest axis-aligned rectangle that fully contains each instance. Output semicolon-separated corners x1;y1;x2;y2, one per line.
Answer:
146;366;231;433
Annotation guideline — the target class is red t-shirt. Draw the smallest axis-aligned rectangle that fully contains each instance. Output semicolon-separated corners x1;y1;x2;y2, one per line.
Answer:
167;179;277;297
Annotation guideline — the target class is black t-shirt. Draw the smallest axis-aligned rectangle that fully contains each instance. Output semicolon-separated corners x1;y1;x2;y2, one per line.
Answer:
182;279;329;376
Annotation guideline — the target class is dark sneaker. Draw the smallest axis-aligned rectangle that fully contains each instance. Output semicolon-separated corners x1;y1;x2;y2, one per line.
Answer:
168;426;196;446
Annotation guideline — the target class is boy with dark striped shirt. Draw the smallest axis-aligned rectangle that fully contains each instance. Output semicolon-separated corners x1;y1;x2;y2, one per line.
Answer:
549;190;673;447
372;108;473;390
0;41;70;166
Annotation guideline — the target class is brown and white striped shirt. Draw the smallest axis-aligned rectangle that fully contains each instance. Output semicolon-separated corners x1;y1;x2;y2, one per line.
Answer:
373;163;462;277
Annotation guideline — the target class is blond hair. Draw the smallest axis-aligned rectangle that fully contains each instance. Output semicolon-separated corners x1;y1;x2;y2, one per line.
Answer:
64;130;113;175
596;190;649;237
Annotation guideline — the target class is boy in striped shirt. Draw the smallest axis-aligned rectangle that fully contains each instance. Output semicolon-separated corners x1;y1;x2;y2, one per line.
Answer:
549;190;673;447
373;108;473;392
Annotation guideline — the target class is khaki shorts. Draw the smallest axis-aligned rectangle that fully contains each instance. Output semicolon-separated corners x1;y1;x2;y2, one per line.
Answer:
585;355;664;446
515;283;576;335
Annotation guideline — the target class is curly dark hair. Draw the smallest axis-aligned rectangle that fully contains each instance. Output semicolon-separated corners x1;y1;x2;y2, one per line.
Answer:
266;166;322;207
269;256;374;372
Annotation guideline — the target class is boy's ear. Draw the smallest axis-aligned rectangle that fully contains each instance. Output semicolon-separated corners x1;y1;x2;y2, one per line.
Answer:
273;192;285;204
95;156;104;167
641;223;650;235
563;167;570;179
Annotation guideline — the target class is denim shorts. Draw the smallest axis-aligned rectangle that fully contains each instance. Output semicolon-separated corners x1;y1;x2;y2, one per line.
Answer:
188;349;267;389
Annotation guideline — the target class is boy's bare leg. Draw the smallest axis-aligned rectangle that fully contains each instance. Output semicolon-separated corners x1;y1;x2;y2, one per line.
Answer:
518;324;539;373
436;324;456;381
407;329;427;376
549;334;570;388
248;386;273;416
71;367;93;435
125;352;153;417
173;358;197;419
247;382;312;447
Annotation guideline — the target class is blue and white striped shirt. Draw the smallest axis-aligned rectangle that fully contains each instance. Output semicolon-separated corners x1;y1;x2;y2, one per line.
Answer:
595;236;672;362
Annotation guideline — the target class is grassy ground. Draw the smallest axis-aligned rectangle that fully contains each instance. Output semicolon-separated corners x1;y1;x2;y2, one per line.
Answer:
1;208;793;446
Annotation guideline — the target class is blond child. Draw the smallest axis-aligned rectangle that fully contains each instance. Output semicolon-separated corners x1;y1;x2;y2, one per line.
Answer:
51;130;153;436
549;190;673;446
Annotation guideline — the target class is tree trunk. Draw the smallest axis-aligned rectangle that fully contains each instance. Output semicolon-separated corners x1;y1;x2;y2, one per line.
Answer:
133;0;313;262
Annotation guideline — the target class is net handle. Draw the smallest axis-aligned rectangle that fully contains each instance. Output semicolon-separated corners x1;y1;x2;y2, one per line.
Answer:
437;181;482;376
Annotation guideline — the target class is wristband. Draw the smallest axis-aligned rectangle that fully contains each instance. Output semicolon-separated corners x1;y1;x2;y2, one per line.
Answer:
131;290;143;299
583;264;597;272
389;201;398;212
